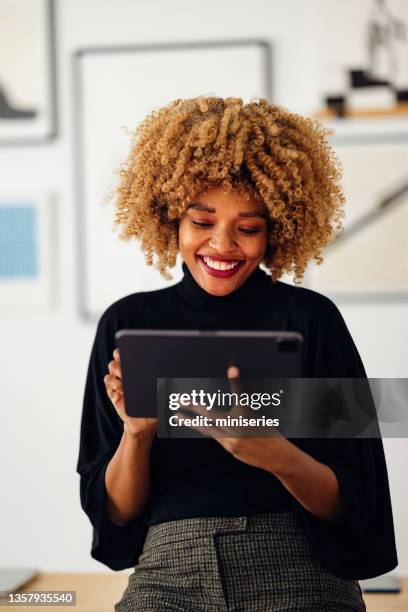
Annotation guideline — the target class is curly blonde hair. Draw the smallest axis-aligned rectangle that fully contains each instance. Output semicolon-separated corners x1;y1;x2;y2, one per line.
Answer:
108;96;345;284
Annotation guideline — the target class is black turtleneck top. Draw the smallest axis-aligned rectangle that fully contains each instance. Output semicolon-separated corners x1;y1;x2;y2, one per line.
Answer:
76;262;398;579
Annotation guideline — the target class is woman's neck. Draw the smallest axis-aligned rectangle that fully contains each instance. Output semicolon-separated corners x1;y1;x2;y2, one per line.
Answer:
177;260;274;310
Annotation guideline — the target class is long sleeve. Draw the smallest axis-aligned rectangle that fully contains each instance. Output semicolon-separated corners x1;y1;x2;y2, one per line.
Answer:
76;308;151;571
291;296;398;579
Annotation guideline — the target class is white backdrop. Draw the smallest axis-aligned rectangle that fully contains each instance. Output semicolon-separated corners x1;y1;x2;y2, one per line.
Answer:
0;0;406;576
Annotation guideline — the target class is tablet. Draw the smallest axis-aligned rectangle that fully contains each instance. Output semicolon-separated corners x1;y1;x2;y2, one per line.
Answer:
115;329;303;418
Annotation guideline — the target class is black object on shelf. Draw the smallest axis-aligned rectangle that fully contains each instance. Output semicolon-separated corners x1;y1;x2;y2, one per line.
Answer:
396;89;408;102
349;68;390;88
325;95;346;118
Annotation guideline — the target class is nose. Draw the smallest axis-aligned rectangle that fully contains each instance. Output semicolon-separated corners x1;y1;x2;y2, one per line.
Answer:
208;227;237;251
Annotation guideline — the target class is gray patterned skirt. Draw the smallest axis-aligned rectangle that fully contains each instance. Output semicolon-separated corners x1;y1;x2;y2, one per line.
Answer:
114;511;366;611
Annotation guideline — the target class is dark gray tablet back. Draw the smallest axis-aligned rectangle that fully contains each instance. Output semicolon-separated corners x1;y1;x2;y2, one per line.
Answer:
115;330;303;418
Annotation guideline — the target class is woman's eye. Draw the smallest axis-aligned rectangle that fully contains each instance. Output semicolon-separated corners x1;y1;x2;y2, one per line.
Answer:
191;221;260;234
191;221;212;228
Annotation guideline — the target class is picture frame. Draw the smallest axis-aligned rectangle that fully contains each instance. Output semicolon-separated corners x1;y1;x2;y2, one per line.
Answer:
0;0;58;145
306;141;408;301
0;191;56;310
72;39;272;321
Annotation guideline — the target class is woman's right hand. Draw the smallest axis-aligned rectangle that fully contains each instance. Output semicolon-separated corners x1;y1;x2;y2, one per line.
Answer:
104;348;158;439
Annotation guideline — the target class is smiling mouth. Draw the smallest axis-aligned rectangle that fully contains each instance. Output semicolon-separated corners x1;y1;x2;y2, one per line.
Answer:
196;255;245;277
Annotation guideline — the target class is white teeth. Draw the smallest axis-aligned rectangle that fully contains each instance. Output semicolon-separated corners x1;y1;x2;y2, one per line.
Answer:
202;257;240;270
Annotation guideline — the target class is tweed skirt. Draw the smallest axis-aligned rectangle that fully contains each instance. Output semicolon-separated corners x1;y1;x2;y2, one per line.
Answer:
114;511;366;612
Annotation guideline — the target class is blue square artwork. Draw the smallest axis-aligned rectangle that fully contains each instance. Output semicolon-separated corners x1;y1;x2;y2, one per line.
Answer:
0;205;38;278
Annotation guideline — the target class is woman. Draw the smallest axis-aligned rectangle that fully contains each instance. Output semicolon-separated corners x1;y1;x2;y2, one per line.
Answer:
76;97;398;611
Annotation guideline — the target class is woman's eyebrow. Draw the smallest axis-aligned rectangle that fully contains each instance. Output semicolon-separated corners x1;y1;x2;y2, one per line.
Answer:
187;203;266;219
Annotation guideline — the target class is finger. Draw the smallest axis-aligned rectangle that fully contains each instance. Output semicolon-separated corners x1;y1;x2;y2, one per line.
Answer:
174;409;230;438
174;414;213;438
108;360;121;378
109;389;120;408
104;374;123;394
227;364;242;401
172;403;208;424
177;401;210;417
176;415;236;440
177;402;234;422
114;394;126;416
108;380;123;397
113;348;120;362
141;417;160;425
112;379;124;394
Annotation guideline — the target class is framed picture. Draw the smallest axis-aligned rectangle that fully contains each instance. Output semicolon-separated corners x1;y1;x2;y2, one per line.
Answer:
0;0;57;145
312;0;408;145
0;192;56;310
72;39;272;321
306;141;408;300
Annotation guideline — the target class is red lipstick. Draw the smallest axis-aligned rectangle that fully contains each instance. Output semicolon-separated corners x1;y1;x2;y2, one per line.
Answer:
197;255;245;278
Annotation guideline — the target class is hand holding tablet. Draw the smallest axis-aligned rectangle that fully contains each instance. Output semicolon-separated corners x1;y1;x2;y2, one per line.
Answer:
104;347;159;439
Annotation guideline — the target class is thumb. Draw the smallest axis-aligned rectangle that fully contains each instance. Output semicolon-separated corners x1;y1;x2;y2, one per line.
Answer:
227;364;242;401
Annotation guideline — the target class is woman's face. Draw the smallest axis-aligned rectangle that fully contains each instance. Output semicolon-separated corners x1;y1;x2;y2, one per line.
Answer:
178;185;268;296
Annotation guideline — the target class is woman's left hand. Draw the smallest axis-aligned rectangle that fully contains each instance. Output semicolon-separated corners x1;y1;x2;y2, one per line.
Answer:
174;366;291;475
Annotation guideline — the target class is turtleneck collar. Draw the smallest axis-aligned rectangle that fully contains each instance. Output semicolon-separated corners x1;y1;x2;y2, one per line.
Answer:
177;260;273;310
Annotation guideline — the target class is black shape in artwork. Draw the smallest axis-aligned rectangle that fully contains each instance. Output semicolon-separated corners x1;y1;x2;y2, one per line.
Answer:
0;83;37;120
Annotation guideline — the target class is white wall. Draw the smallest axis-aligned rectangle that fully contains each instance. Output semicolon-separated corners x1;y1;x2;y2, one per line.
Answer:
1;0;406;574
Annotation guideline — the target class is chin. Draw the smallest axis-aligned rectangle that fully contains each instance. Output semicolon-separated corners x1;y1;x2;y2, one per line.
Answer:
204;283;236;296
199;271;249;296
